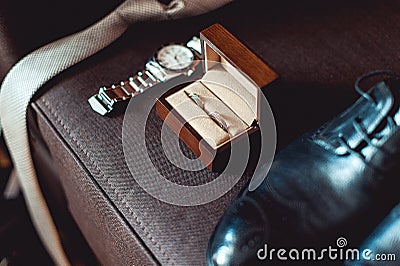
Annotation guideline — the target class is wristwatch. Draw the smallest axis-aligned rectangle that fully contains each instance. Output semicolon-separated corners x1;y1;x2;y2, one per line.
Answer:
88;36;202;116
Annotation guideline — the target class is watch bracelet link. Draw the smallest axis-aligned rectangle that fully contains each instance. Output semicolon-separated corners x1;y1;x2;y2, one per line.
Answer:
88;69;158;116
88;36;201;116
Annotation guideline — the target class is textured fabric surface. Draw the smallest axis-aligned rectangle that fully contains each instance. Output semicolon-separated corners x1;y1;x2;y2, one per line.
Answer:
34;105;158;265
0;0;232;264
26;0;400;265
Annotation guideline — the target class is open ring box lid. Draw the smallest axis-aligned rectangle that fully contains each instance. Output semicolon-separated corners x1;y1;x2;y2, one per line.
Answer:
156;23;278;172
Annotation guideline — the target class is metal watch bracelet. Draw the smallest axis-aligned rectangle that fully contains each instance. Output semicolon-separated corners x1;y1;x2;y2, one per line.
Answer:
88;36;201;116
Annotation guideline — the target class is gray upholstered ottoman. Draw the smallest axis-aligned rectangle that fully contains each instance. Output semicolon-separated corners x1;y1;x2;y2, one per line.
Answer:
25;0;400;264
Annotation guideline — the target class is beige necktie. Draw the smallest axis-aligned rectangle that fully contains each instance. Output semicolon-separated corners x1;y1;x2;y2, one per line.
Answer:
0;1;232;264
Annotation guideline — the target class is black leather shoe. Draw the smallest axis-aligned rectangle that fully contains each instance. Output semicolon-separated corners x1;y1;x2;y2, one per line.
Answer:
207;71;400;265
345;203;400;266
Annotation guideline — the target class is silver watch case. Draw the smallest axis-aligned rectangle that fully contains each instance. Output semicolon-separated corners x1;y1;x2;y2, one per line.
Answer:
146;41;201;82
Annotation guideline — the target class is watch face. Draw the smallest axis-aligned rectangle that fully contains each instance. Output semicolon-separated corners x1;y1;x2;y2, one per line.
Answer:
156;44;194;71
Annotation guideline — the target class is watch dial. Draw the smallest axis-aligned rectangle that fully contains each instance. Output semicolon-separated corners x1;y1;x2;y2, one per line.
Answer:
156;44;194;71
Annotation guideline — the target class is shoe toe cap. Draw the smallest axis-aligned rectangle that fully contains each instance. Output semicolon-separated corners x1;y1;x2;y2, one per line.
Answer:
207;196;269;265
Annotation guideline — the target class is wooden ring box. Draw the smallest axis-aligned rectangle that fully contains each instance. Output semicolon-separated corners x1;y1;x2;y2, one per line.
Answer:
156;23;278;171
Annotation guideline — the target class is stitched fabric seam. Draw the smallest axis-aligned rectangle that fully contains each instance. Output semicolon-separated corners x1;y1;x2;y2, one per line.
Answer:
40;98;175;265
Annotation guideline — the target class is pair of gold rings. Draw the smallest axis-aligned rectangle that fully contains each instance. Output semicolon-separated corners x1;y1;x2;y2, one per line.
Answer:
184;91;229;133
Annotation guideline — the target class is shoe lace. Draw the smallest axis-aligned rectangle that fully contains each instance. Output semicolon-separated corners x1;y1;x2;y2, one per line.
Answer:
337;70;399;159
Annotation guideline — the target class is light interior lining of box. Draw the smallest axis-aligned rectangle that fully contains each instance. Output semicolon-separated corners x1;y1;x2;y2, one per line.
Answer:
165;65;258;149
202;63;257;125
